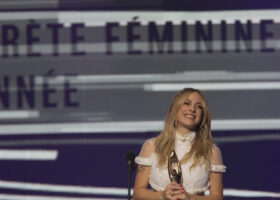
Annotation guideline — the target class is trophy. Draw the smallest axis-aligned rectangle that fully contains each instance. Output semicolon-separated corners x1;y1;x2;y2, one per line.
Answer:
168;150;183;184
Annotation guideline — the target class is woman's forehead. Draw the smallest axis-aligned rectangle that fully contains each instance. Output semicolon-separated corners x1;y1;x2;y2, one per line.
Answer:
184;92;203;103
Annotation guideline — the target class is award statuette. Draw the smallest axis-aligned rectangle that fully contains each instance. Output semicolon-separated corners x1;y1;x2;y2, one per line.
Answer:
168;150;183;184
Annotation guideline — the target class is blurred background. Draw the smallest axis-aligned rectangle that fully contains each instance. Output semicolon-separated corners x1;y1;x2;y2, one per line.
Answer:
0;0;280;199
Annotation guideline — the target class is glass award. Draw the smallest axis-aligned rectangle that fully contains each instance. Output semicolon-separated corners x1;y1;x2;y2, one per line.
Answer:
168;150;182;184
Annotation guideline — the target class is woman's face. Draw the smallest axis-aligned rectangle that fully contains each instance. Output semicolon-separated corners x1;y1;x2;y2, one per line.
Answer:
176;92;203;134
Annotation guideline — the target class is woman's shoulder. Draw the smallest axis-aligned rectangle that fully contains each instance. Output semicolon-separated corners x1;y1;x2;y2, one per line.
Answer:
210;143;227;172
135;137;157;166
145;137;156;145
211;143;221;154
140;137;156;155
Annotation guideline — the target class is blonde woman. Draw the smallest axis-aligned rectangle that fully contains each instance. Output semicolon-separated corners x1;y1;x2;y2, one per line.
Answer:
133;88;226;200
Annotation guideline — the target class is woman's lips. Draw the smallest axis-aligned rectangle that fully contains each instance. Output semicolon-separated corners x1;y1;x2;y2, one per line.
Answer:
184;114;195;119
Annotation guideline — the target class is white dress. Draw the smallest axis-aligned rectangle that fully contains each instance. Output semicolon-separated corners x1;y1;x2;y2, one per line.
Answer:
135;131;226;194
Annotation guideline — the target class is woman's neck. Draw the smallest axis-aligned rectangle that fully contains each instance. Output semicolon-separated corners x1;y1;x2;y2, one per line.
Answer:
176;127;194;136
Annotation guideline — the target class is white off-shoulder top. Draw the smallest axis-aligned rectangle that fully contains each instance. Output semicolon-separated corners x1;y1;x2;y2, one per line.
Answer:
135;131;226;194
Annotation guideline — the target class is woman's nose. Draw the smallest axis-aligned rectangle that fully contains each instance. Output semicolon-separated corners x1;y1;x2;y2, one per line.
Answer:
188;106;195;112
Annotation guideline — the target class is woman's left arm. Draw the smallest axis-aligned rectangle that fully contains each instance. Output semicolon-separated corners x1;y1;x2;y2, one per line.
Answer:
176;145;225;200
189;171;223;200
175;171;223;200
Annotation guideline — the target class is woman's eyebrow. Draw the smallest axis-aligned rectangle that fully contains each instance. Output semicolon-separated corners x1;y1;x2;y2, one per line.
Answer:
186;99;202;105
193;101;202;105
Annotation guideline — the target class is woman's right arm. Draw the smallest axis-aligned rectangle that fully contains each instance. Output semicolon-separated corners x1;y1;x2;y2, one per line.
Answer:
133;139;183;200
133;165;182;200
133;164;164;200
133;139;164;200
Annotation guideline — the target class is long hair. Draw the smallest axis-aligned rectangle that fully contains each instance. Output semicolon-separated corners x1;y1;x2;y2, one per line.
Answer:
154;88;214;169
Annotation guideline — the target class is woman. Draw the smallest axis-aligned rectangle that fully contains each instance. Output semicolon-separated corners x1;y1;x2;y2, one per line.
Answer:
133;88;226;200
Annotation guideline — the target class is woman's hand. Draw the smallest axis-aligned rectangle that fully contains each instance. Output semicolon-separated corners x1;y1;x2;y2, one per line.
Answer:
162;182;187;200
174;186;191;200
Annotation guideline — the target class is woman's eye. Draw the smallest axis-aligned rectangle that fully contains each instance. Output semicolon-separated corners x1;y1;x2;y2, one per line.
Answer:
197;105;203;109
184;101;190;105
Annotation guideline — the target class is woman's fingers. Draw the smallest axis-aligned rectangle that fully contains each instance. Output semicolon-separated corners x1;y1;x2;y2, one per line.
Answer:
171;182;181;189
165;182;178;192
173;189;185;195
164;182;185;200
173;191;191;200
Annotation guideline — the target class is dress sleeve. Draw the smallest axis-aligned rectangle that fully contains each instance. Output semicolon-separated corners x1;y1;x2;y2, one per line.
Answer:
135;138;155;166
210;145;227;173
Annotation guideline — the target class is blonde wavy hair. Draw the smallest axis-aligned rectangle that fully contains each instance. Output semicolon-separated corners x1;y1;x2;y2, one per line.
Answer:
154;88;214;169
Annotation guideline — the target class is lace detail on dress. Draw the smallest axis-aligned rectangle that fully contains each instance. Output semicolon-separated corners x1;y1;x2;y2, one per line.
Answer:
211;164;227;173
135;156;152;166
175;131;196;142
149;178;209;195
187;184;209;195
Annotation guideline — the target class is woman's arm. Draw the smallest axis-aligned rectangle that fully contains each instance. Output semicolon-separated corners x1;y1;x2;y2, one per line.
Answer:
133;139;164;200
190;172;223;200
176;144;225;200
133;138;186;200
133;164;164;200
133;165;184;200
174;172;223;200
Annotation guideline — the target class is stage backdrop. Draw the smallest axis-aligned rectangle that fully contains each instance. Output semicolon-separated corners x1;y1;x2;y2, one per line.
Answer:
0;10;279;200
